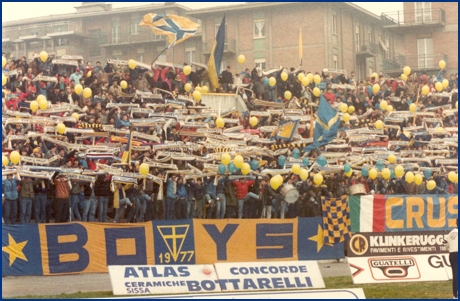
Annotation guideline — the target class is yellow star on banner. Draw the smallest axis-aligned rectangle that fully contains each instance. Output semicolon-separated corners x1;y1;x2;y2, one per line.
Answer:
2;234;28;266
308;224;333;252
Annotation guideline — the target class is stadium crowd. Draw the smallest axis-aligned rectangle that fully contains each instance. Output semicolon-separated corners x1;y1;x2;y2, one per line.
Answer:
2;51;458;224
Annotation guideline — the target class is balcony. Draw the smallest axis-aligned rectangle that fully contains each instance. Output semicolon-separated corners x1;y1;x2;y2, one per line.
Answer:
2;21;84;42
202;38;236;55
356;41;379;60
383;53;448;74
381;9;446;32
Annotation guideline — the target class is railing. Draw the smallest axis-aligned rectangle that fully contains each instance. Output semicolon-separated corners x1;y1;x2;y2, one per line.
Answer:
381;8;446;27
384;53;448;71
356;40;379;55
2;21;83;40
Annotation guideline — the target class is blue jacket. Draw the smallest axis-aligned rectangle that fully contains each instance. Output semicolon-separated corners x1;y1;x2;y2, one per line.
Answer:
166;178;177;199
216;177;228;194
176;183;187;198
205;178;216;200
3;178;18;200
35;81;55;96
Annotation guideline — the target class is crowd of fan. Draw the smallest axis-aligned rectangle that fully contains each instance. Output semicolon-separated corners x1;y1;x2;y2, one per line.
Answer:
2;52;458;224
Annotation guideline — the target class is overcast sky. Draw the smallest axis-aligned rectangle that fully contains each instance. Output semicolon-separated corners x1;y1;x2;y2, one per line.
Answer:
2;2;402;23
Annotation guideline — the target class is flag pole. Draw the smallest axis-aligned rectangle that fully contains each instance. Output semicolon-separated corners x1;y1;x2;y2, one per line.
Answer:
151;45;169;66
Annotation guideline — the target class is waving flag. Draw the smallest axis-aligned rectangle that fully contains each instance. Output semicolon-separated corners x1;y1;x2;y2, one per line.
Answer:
140;13;199;49
304;95;340;153
321;195;351;244
208;15;226;91
271;119;300;141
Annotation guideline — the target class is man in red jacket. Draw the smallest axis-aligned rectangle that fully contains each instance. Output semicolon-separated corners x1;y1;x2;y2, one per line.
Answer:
232;178;259;219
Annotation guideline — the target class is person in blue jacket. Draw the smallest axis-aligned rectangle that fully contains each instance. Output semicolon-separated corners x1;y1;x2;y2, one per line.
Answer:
3;174;18;224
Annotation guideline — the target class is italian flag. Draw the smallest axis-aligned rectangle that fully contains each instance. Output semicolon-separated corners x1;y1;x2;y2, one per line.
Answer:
349;195;386;232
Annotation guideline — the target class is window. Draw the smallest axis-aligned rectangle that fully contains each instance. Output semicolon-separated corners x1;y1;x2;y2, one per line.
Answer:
112;21;120;44
384;34;390;59
415;2;432;22
253;20;265;39
355;23;360;52
368;67;373;76
332;12;337;35
153;34;163;41
138;55;143;63
254;58;266;71
88;29;102;57
185;47;196;64
417;38;433;68
333;55;338;69
56;38;67;46
130;22;140;35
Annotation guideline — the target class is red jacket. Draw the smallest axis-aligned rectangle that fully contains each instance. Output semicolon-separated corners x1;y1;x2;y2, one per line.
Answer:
233;180;255;199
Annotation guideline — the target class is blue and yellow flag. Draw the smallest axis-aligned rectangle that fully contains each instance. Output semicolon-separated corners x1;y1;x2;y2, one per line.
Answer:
140;13;199;49
304;95;340;152
121;132;133;164
271;119;299;141
208;15;226;91
321;195;351;244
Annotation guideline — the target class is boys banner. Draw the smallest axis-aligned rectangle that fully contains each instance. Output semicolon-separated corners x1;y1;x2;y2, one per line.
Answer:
2;217;343;276
349;194;457;232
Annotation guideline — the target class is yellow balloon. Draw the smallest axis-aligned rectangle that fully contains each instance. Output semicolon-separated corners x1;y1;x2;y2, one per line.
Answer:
401;74;408;82
374;120;383;130
386;105;394;112
281;72;288;82
241;163;251;175
403;66;411;76
249;116;258;127
439;60;446;69
184;83;191;92
301;77;309;86
234;155;244;169
388;154;397;164
120;80;127;89
422;85;430;95
139;163;149;175
128;59;137;70
340;103;348;113
313;74;321;84
30;101;39;112
299;169;309;181
372;84;380;94
347;106;355;114
342;113;350;122
237;55;245;64
292;164;301;175
381;168;391;180
313;87;321;97
414;174;423;185
2;56;6;68
201;85;209;93
269;77;276;87
435;81;443;92
71;113;79;121
2;74;7;86
284;91;292;100
313;173;323;186
221;153;231;166
409;103;417;113
215;117;225;128
448;171;457;183
306;73;313;83
192;90;201;101
395;165;404;178
371;72;379;80
442;79;449;89
426;180;436;190
405;171;415;183
74;84;83;95
9;151;21;165
39;51;48;63
270;176;281;190
2;155;9;166
436;126;444;133
83;87;92;99
369;168;378;180
86;71;92;78
195;86;202;93
39;98;48;110
344;170;353;178
297;73;305;82
183;65;192;75
380;100;388;111
56;123;66;134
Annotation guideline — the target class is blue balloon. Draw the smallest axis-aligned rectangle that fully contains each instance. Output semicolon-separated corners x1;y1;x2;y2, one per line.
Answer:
263;77;269;86
218;163;227;175
317;155;327;167
302;158;309;167
278;155;286;167
424;168;432;179
390;169;395;179
228;162;236;174
376;160;384;171
292;148;300;159
361;166;369;177
250;159;259;171
344;163;351;173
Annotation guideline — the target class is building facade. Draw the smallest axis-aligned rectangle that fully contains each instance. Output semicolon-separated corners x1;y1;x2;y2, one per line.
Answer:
2;2;457;79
